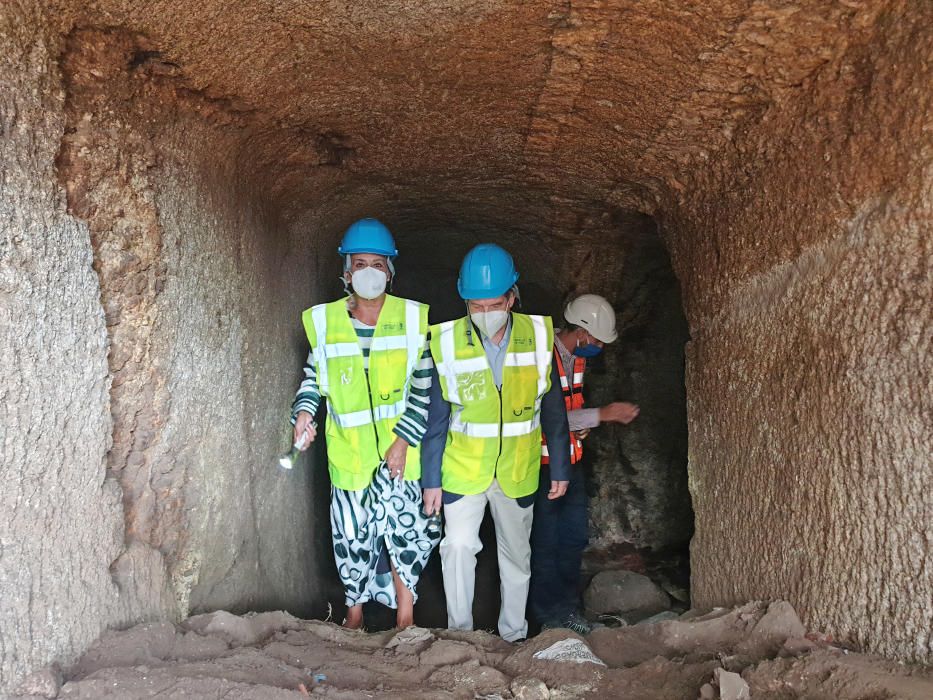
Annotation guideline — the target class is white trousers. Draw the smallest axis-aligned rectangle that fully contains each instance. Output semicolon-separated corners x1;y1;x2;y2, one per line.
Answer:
439;479;534;642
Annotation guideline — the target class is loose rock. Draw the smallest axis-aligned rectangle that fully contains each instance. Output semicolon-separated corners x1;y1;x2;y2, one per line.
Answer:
510;677;550;700
583;570;670;620
13;665;62;699
714;668;750;700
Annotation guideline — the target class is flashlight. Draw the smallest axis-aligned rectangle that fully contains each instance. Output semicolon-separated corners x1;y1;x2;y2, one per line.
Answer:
278;421;317;470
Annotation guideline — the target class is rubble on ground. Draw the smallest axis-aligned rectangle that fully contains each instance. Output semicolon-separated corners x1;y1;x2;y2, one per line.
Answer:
13;602;933;699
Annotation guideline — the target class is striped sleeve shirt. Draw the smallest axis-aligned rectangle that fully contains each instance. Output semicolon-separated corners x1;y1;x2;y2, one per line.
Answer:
290;319;434;448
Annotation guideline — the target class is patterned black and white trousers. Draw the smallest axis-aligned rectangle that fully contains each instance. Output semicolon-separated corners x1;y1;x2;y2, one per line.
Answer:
330;463;441;609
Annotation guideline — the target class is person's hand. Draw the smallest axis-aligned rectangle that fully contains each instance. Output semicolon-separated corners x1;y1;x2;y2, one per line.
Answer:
599;402;640;425
293;411;317;450
422;487;442;516
385;436;409;480
547;480;569;500
575;428;591;440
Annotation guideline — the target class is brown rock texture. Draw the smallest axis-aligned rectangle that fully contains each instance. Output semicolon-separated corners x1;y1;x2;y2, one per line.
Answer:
20;604;933;700
1;0;930;692
0;1;123;690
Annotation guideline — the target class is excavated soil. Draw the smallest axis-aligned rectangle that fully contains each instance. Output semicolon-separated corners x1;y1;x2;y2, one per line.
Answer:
12;602;933;700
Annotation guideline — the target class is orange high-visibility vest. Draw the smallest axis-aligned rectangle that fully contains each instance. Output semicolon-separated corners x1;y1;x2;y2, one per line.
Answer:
541;345;586;465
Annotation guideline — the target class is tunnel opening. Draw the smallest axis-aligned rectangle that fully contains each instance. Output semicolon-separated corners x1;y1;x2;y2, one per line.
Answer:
286;207;694;633
53;25;696;627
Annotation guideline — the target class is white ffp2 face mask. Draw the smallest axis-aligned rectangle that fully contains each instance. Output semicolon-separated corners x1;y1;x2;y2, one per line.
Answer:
471;310;509;339
350;267;388;299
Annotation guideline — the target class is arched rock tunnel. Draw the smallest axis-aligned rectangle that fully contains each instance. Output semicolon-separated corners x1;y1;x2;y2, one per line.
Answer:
1;0;931;696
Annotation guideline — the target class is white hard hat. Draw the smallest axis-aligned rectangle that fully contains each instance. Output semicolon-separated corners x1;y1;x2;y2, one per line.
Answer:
564;294;618;343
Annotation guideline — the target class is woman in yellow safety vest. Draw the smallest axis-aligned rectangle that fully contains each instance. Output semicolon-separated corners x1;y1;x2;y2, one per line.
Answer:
290;218;439;630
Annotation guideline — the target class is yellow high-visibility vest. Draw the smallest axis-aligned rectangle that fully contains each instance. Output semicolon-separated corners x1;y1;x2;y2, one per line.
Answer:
430;313;553;498
302;295;428;491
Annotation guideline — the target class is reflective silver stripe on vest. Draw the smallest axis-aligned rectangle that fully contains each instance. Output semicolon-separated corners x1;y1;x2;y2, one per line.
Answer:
331;397;407;429
329;407;374;429
323;341;361;357
404;300;422;380
311;304;330;392
449;414;499;438
438;320;461;404
451;357;487;374
504;351;537;367
370;335;409;352
449;412;540;439
373;397;407;422
531;315;550;397
502;415;541;437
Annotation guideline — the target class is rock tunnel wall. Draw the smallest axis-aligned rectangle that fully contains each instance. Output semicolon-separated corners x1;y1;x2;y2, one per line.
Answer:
1;11;338;690
662;5;933;661
0;6;124;690
53;25;343;623
1;0;931;693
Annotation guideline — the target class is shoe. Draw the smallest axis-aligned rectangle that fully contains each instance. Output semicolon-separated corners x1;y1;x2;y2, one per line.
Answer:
561;611;602;635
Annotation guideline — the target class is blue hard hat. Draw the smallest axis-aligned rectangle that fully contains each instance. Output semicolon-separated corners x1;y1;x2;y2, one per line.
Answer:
457;243;519;300
338;219;398;257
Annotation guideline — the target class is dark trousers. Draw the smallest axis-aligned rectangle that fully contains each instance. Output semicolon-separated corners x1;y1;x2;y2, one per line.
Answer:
528;464;589;623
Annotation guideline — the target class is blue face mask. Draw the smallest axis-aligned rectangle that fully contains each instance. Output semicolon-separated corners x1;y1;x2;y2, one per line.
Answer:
573;342;603;358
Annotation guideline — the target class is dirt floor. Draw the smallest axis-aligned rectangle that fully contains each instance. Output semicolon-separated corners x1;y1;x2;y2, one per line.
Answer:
10;601;933;699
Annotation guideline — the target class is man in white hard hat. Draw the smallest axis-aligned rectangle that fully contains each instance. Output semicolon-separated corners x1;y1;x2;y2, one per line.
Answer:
528;293;640;634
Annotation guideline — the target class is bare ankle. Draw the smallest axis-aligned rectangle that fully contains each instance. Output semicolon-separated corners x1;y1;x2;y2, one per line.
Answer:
343;605;363;630
396;596;414;629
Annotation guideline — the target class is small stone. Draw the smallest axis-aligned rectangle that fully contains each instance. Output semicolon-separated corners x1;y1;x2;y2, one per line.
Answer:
419;639;482;666
698;683;717;700
714;668;750;700
14;665;62;698
386;625;434;653
510;677;550;700
635;610;680;625
780;636;821;657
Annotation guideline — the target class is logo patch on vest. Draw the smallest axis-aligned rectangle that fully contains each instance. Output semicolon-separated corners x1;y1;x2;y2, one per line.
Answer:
456;372;488;402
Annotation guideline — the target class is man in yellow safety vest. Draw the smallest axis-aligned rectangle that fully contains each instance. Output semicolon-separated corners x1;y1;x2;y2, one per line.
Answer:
421;243;571;642
290;218;439;630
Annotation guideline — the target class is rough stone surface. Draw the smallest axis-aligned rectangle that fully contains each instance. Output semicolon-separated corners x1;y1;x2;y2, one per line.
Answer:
18;605;933;700
0;2;123;692
588;600;814;671
511;677;550;700
11;666;62;699
1;0;931;691
52;26;339;628
579;217;693;554
583;569;671;620
681;4;933;661
712;668;750;700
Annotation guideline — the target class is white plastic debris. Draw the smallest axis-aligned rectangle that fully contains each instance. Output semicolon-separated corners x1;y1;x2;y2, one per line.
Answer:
532;638;606;666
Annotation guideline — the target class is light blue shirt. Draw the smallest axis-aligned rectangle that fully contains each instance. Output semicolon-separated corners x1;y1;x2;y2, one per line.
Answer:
479;316;512;388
